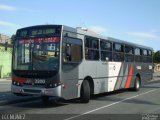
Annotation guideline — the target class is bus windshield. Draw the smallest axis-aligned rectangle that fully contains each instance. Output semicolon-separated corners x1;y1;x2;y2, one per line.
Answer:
13;37;60;71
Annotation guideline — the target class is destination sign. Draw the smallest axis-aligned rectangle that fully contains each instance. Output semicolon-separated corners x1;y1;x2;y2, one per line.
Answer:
19;37;60;44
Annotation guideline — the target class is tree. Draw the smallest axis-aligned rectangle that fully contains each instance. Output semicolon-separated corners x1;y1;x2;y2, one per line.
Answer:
153;51;160;63
11;34;16;44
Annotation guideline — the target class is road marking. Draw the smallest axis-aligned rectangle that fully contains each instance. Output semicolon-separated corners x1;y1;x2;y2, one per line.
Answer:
64;88;159;120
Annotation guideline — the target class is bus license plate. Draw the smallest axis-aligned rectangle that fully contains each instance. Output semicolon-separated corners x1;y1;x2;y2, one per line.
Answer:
34;79;45;84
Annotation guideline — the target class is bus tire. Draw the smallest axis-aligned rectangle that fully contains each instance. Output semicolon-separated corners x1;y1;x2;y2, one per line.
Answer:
80;80;90;103
132;77;141;91
41;96;49;103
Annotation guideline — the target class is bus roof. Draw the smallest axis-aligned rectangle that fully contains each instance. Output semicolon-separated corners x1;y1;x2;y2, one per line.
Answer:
63;25;153;50
16;25;153;50
17;25;62;31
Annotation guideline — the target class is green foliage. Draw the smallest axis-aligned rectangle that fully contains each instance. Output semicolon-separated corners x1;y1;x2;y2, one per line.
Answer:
153;51;160;63
0;45;12;78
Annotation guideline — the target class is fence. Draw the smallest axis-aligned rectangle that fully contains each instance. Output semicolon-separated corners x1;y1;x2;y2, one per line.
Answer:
0;45;12;78
154;63;160;72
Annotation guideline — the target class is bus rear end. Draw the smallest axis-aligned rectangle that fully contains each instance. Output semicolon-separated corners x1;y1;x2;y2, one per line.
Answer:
11;25;62;100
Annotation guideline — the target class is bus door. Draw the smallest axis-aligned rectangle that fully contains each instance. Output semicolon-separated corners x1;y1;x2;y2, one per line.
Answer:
61;37;83;99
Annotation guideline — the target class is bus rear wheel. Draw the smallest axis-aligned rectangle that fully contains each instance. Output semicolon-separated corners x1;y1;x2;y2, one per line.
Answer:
80;80;90;103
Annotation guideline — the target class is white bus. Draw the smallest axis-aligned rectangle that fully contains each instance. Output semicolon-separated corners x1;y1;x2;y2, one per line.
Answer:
11;25;153;103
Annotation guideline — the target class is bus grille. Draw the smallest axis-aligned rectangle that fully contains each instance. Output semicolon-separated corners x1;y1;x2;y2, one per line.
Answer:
23;89;41;94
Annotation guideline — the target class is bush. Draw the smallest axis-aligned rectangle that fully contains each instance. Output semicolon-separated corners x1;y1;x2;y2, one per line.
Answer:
153;51;160;63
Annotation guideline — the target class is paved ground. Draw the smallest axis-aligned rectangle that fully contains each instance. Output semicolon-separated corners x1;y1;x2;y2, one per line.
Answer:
0;76;160;120
0;80;11;92
154;71;160;77
0;80;39;107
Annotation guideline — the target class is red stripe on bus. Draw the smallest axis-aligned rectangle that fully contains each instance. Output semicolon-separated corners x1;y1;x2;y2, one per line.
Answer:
12;76;26;84
114;63;123;90
125;65;133;88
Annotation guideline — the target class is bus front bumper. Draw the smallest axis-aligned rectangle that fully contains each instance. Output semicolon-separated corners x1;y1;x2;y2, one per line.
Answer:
11;84;61;97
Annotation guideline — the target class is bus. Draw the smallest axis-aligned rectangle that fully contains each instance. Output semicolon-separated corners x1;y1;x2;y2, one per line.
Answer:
11;25;153;103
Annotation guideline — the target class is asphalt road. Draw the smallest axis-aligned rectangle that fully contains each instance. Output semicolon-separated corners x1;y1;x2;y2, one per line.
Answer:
0;79;160;120
0;80;11;92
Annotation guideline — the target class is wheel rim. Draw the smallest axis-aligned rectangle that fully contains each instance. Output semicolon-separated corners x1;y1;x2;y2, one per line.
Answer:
136;80;140;89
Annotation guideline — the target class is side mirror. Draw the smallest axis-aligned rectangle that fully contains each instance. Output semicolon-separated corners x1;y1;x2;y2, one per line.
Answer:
106;57;109;61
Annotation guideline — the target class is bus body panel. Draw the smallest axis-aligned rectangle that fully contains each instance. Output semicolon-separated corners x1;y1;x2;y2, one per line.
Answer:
107;62;122;92
11;72;62;97
11;84;62;97
114;66;123;90
60;31;85;99
61;64;79;99
83;60;105;94
96;61;109;93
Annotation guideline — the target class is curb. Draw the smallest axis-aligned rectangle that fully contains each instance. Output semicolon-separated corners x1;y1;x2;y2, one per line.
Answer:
153;76;160;77
147;79;160;84
0;79;11;82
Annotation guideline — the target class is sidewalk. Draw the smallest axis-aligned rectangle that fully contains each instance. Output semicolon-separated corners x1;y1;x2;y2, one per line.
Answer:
153;71;160;77
0;78;11;81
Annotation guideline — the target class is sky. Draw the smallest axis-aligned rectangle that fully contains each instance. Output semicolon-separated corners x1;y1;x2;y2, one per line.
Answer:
0;0;160;51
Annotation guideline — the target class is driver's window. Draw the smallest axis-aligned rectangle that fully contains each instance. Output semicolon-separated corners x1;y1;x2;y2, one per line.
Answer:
63;37;82;63
63;43;72;62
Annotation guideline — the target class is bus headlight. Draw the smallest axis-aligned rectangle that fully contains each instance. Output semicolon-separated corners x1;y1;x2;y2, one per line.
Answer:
54;83;57;87
12;81;22;86
13;81;16;85
49;84;53;87
48;83;61;88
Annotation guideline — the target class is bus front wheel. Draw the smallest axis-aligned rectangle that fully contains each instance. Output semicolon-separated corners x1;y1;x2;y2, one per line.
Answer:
41;96;49;103
132;77;141;91
80;80;90;103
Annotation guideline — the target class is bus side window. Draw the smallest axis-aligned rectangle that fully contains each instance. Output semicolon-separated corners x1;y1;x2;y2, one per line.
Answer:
113;43;124;62
100;40;112;61
147;50;152;63
135;48;142;62
125;45;134;62
85;36;99;60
